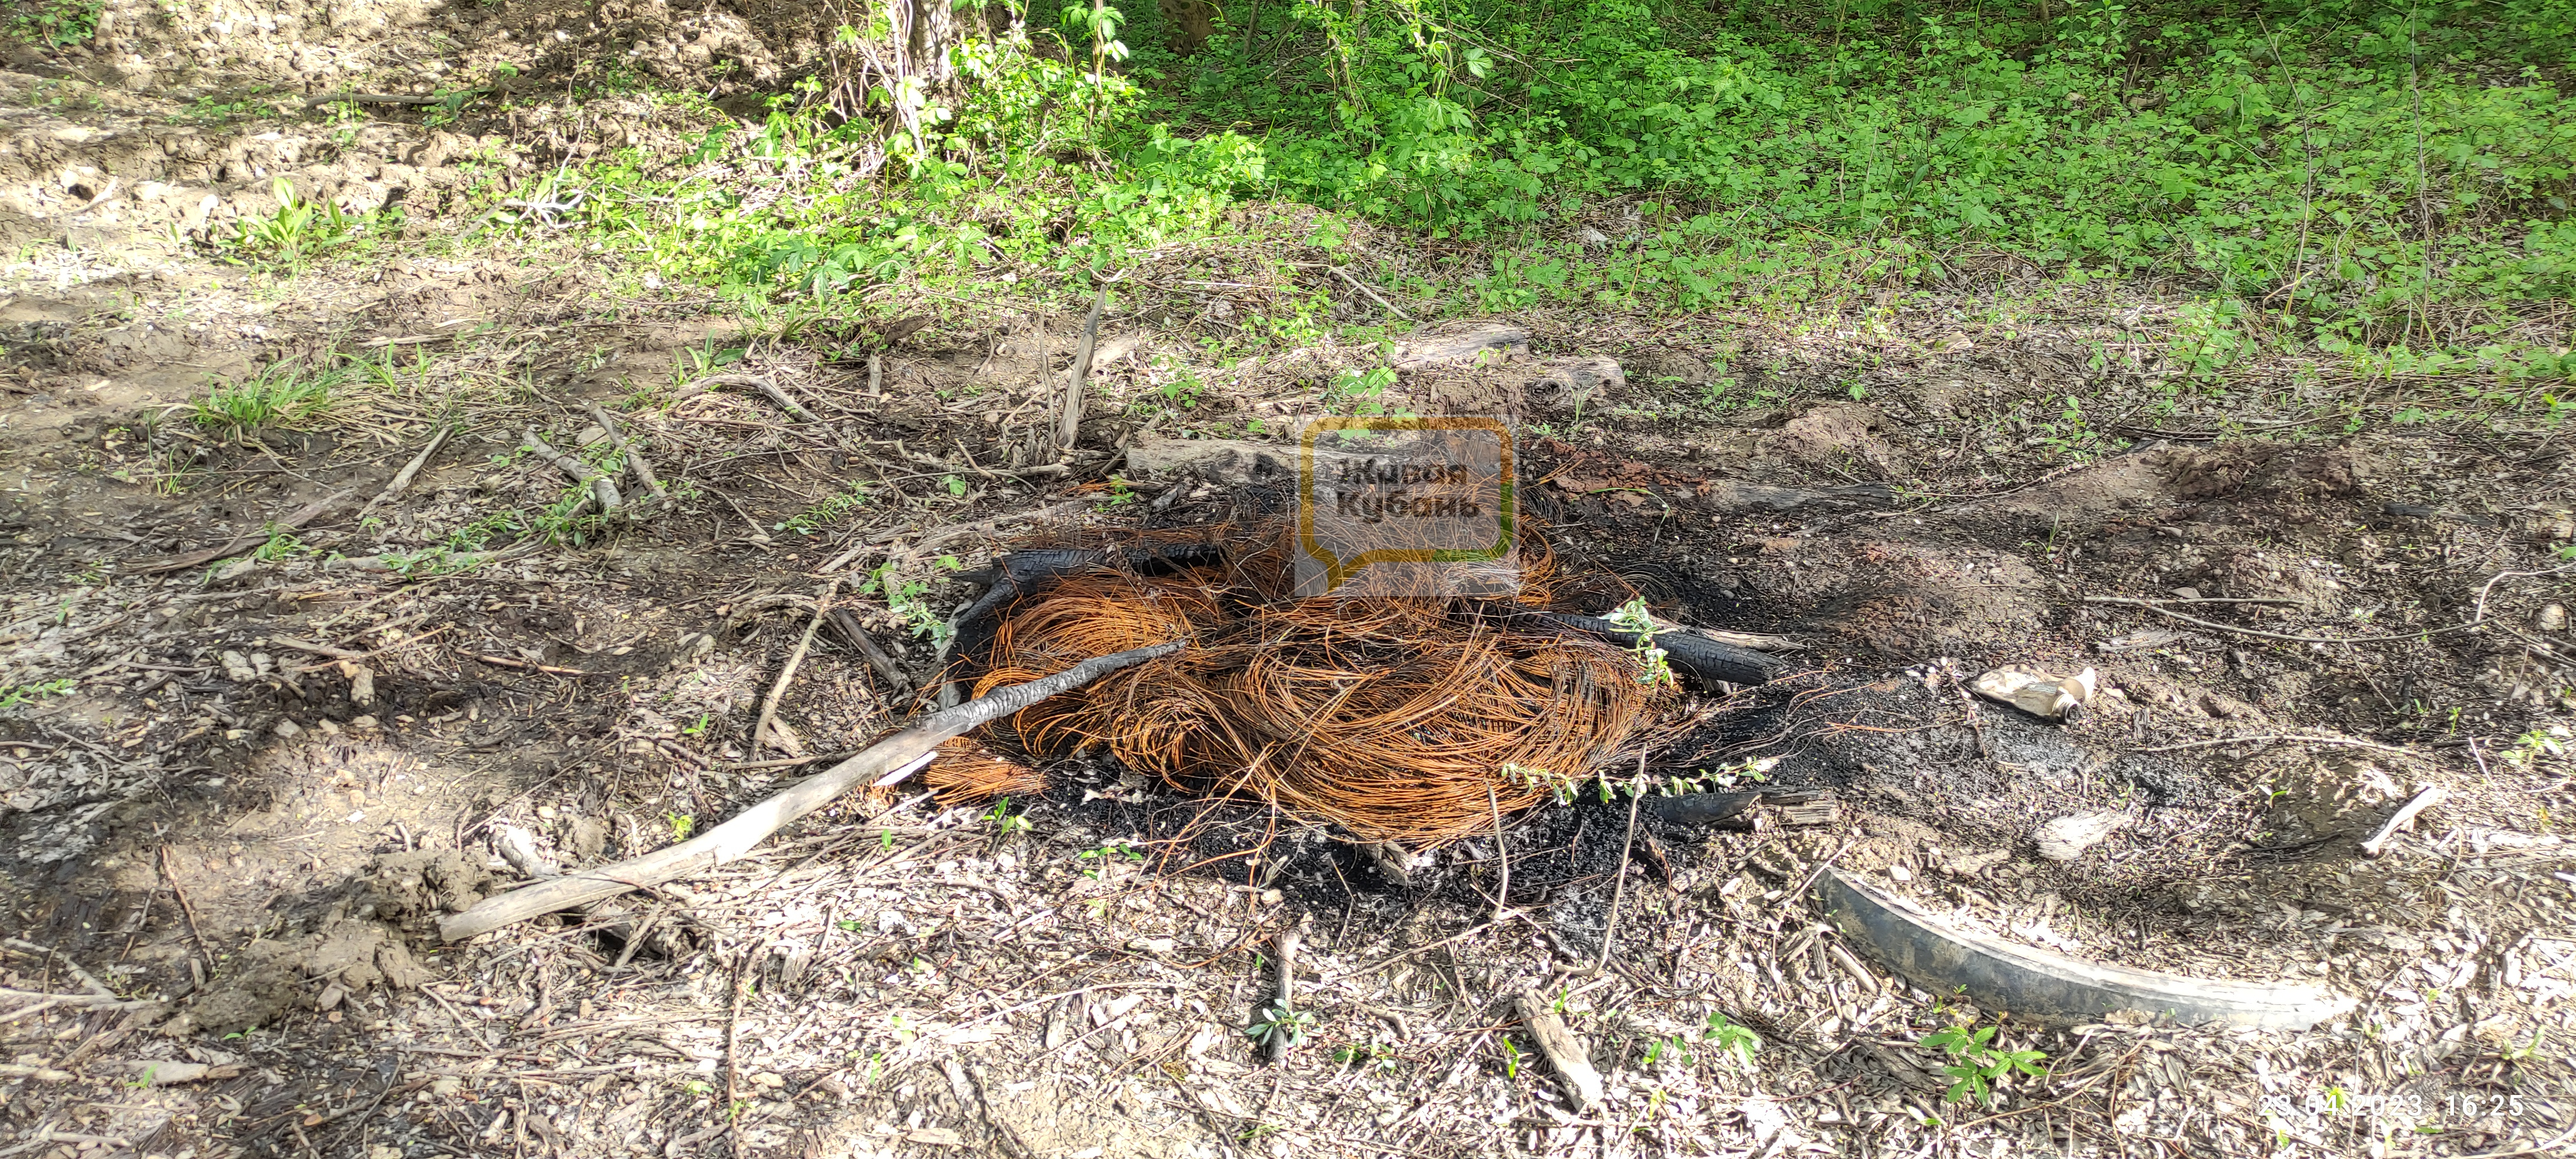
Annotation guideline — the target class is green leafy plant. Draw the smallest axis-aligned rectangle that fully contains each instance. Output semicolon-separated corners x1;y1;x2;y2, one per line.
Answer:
666;812;696;841
222;178;371;271
1325;367;1404;417
1246;1004;1317;1051
1605;598;1677;689
983;796;1032;836
863;556;962;644
1076;838;1145;878
8;0;100;47
1702;1012;1762;1065
776;481;872;537
1921;1023;2049;1107
0;679;76;710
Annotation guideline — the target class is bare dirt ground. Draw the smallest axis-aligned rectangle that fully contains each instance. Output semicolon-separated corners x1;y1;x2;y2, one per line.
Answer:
3;4;2574;1159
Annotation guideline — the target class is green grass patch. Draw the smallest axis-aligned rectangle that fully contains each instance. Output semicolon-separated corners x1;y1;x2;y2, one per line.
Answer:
196;363;336;435
470;0;2574;408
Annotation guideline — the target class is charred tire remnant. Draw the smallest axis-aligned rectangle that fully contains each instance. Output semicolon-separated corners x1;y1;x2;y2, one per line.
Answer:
953;544;1231;644
1544;613;1785;687
1814;869;2355;1030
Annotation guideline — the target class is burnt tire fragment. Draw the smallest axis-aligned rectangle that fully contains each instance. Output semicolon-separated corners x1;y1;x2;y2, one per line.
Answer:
1814;868;2355;1030
1544;613;1785;687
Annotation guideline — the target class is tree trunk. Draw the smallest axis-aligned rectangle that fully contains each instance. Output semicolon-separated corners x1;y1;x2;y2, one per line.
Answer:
906;0;958;87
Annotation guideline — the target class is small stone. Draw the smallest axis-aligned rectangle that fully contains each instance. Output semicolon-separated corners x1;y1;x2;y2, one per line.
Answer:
750;1072;785;1089
1970;664;2098;722
2034;812;2128;861
274;719;303;739
2535;603;2568;633
209;557;260;586
348;715;379;731
1886;864;1913;883
430;1078;464;1098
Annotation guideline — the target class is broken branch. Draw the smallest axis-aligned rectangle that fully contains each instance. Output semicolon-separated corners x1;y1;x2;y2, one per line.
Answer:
438;640;1182;940
580;401;669;504
2360;787;2448;858
1058;288;1106;451
677;372;821;423
520;431;621;517
128;488;357;573
752;578;841;756
359;426;452;518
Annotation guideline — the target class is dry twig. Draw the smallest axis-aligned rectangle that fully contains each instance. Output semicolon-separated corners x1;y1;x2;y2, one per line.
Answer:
752;578;841;755
439;641;1181;939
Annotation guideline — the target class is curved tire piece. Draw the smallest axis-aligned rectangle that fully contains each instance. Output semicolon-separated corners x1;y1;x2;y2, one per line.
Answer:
1815;868;2355;1030
1545;613;1785;687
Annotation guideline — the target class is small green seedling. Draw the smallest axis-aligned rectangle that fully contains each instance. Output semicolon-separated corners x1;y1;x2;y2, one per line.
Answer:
1921;1023;2048;1107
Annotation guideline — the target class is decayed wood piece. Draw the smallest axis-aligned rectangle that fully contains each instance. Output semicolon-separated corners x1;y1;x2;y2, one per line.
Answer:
1775;800;1843;827
2360;787;2448;858
1513;989;1604;1111
2034;811;2128;861
821;499;1091;573
438;641;1182;941
128;488;357;573
520;431;621;516
1126;435;1892;513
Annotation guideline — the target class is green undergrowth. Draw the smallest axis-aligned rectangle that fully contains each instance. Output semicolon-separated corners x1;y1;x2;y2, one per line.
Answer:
479;0;2572;412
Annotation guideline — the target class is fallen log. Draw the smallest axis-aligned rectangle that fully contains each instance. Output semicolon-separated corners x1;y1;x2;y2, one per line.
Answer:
438;640;1182;941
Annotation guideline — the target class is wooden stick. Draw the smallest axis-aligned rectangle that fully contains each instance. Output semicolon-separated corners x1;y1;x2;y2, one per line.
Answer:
867;352;884;399
1513;989;1603;1111
438;640;1180;940
752;579;840;755
1058;288;1106;451
359;426;451;518
2360;787;2448;858
1594;755;1645;973
676;372;821;423
1262;918;1305;1065
304;92;443;106
827;607;911;695
2131;733;2422;756
520;431;621;515
128;488;357;573
580;402;669;503
1328;265;1411;319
